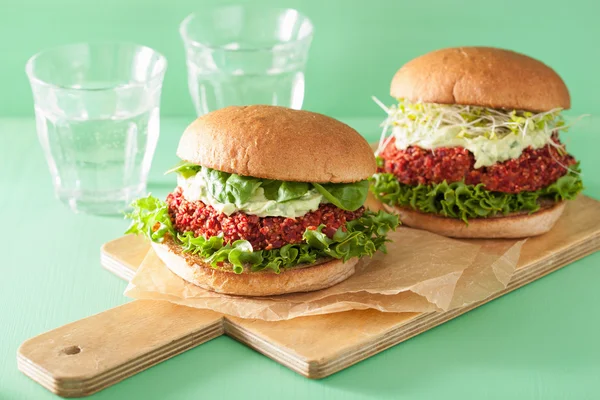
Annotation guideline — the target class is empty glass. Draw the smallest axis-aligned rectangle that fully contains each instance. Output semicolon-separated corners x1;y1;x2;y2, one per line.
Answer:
180;6;314;115
26;43;167;215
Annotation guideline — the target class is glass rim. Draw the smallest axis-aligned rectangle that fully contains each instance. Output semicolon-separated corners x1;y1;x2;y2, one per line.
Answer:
179;6;314;52
25;41;168;92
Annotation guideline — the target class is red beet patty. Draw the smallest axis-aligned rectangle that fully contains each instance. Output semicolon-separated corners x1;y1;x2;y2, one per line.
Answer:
379;136;576;193
166;188;364;251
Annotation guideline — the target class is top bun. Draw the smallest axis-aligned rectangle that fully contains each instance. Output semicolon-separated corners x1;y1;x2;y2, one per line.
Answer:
390;47;570;112
177;105;376;183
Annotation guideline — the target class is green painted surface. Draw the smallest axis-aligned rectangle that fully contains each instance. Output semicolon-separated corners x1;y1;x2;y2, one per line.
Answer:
1;0;600;117
1;116;599;399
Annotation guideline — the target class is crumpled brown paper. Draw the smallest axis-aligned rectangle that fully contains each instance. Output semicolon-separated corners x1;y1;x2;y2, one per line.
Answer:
124;226;525;321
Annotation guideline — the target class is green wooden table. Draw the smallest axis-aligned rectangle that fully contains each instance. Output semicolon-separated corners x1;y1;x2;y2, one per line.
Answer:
2;117;599;399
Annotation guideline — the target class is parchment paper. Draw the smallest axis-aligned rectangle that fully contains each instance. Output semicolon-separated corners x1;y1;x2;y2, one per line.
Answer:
124;227;525;321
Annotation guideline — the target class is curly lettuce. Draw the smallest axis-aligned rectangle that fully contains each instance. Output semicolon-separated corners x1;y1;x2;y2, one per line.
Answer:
124;195;174;242
166;161;368;212
369;165;583;223
125;195;398;274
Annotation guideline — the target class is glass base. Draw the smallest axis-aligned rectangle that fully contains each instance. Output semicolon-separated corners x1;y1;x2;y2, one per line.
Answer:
57;184;146;216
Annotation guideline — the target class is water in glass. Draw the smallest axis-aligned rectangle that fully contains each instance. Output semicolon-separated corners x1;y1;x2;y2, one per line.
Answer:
26;43;166;215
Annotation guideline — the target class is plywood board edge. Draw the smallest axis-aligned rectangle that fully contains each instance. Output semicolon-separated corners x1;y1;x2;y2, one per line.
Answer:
309;233;600;377
223;319;311;377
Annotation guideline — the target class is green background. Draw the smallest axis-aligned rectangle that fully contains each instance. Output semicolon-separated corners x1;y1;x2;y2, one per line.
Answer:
1;0;599;117
2;0;600;399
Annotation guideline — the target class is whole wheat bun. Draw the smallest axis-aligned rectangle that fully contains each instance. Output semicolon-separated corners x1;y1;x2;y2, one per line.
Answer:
391;47;570;112
177;105;376;183
150;239;358;296
385;201;566;239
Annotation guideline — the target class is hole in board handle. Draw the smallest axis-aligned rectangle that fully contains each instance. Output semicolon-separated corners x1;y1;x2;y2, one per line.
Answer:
61;346;81;355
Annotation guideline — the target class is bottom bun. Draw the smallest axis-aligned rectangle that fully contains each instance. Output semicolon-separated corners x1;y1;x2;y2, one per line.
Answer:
150;240;358;296
385;201;566;239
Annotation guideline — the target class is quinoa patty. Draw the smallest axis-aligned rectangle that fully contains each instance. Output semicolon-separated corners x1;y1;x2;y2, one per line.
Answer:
379;136;576;193
166;188;365;251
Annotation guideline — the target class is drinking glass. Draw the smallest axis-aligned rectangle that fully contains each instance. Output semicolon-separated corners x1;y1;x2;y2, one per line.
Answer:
180;6;314;115
26;42;167;215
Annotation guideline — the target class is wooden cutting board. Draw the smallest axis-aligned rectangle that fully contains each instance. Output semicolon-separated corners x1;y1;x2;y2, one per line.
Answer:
18;195;600;398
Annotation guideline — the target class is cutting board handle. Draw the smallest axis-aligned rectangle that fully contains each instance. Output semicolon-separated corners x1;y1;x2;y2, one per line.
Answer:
17;300;224;398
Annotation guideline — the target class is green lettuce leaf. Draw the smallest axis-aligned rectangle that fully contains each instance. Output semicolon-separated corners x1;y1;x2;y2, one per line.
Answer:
124;195;174;242
369;164;583;223
166;162;369;211
125;196;399;274
262;180;311;202
201;168;261;205
164;161;201;179
312;181;370;211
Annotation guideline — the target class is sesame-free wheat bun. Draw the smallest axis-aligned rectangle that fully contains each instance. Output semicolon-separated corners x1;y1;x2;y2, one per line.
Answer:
152;239;358;296
385;202;566;239
390;47;570;112
177;105;377;183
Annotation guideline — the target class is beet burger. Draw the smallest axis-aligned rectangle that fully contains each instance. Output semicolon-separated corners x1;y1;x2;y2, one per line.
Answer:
126;105;398;296
371;47;583;238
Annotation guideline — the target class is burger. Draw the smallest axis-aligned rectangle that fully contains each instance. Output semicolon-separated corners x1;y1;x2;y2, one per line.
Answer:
126;105;398;296
370;47;583;238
